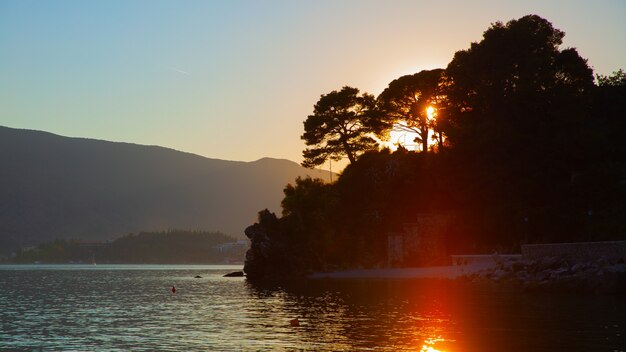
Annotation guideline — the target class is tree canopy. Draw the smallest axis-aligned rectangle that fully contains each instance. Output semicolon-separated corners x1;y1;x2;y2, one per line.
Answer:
245;15;626;279
438;14;597;220
443;14;594;150
597;69;626;87
301;86;389;168
377;69;445;153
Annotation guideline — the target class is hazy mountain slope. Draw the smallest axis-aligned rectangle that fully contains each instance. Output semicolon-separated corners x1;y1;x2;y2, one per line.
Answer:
0;126;331;251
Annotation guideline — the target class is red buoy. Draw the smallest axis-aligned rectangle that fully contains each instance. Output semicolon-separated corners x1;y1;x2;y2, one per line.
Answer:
171;286;176;294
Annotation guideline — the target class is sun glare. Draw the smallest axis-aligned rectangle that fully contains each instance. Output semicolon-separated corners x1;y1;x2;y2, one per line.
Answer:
385;125;420;151
382;106;439;151
426;106;436;120
419;337;449;352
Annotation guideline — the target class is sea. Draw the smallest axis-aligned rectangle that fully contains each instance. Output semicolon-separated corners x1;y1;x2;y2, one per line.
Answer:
0;264;624;351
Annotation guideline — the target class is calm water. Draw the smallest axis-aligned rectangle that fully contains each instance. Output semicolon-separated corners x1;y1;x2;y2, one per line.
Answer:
0;265;624;351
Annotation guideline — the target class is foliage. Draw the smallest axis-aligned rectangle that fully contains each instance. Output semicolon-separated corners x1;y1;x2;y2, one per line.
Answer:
245;15;626;276
301;86;389;167
436;15;601;242
443;15;594;152
596;69;626;87
377;69;445;152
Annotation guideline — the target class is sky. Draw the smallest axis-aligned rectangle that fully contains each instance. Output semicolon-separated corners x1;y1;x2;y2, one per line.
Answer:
1;0;625;170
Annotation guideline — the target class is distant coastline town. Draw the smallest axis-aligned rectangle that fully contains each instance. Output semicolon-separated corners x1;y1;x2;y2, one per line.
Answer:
5;230;247;264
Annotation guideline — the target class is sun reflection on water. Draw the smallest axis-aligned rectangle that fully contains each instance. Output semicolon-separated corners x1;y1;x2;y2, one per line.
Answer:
420;337;450;352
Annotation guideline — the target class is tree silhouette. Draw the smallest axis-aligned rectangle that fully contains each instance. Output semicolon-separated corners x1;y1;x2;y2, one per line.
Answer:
593;69;626;162
597;69;626;87
244;15;626;279
442;14;594;151
301;86;388;168
377;69;444;153
439;15;597;244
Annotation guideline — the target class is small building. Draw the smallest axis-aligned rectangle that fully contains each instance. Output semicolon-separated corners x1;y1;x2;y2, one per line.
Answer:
213;239;248;253
387;214;451;267
20;246;37;252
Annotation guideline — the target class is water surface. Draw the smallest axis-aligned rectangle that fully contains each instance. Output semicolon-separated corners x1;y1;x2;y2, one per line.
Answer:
1;265;624;351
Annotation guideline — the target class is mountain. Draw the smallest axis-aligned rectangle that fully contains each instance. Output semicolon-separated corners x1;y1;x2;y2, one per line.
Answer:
0;126;332;252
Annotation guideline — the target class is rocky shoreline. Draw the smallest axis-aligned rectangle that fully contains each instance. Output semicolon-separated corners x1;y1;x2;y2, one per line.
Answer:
462;254;626;294
244;219;626;294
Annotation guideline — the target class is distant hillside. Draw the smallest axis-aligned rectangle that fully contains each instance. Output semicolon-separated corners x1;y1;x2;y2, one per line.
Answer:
0;126;332;252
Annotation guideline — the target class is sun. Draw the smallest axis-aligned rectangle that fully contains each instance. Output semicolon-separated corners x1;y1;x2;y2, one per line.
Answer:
426;106;436;120
381;106;440;151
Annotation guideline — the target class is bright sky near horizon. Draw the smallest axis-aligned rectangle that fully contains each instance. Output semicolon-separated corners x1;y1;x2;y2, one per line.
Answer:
1;0;625;170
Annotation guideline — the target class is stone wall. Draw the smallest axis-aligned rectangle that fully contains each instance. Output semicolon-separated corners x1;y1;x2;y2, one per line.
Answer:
521;241;626;263
387;214;450;267
451;254;522;266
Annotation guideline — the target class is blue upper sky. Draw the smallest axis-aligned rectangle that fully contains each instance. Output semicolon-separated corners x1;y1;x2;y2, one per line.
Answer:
1;0;624;168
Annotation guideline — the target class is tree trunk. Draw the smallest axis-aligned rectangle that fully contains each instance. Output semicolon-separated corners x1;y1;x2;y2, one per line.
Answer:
346;150;356;163
421;126;429;153
343;140;355;163
437;130;444;153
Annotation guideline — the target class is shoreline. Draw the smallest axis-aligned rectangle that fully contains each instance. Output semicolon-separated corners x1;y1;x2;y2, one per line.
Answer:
308;262;496;279
308;258;626;294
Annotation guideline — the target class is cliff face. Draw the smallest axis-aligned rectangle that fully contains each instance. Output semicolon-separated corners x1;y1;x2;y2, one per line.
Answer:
0;126;332;251
243;211;303;280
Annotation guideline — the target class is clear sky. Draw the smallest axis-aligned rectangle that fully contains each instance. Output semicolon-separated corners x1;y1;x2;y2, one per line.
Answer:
1;0;625;169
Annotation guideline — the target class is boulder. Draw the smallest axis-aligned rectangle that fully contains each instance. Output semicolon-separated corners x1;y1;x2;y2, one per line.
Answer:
570;263;588;272
461;252;626;294
534;256;563;272
511;261;527;272
491;269;509;282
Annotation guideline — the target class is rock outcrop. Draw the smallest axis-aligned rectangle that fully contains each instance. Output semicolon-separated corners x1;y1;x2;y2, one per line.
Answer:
243;210;308;280
463;254;626;294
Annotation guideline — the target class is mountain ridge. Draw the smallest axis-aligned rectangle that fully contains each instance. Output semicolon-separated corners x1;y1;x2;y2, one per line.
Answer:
0;126;331;253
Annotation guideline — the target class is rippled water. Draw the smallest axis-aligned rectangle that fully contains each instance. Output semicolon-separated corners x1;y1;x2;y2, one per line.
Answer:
0;265;624;351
